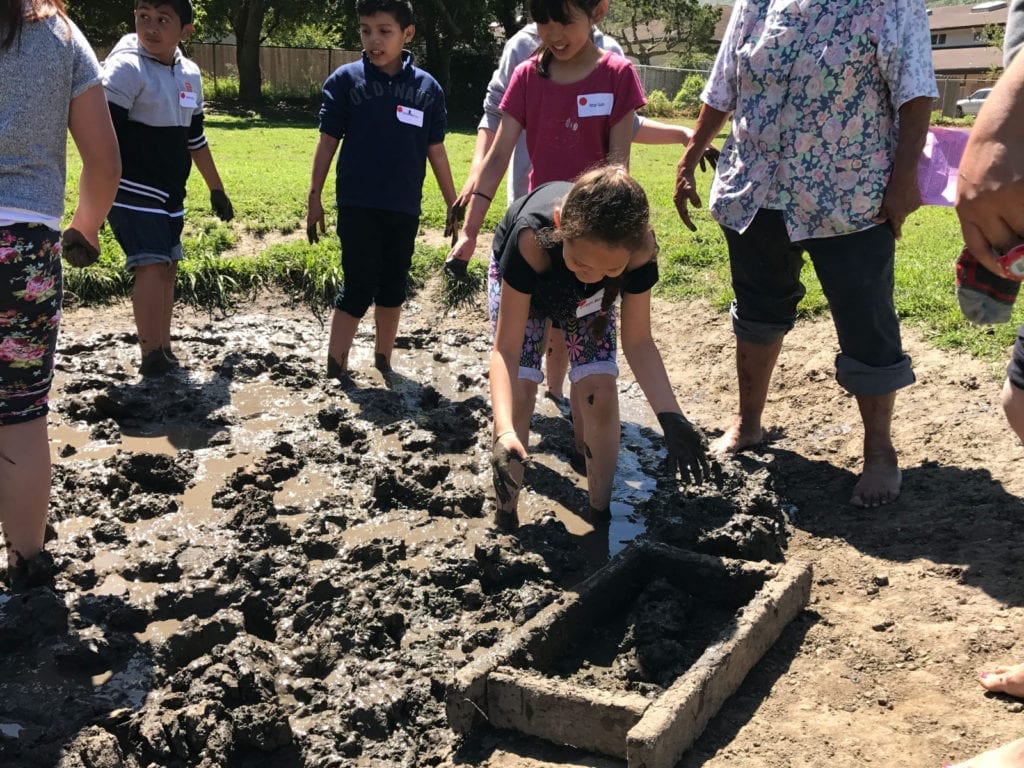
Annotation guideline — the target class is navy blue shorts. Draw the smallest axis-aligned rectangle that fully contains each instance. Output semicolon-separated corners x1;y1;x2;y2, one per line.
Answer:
334;207;419;318
722;209;914;397
107;205;184;270
0;224;63;425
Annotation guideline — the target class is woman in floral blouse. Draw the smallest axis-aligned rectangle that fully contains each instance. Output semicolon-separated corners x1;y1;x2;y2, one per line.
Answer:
673;0;937;509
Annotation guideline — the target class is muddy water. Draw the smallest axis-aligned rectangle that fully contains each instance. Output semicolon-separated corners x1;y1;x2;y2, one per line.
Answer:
0;295;789;767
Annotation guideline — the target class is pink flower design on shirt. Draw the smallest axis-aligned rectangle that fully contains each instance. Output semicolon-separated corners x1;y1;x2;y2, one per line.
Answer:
704;0;937;239
821;118;843;144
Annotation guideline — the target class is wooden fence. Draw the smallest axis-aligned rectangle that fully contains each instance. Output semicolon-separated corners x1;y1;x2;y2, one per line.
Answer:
935;75;999;116
189;42;360;96
185;46;988;120
187;44;709;102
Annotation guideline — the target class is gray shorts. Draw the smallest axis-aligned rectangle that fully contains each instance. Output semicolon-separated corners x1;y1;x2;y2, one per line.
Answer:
722;209;914;397
107;205;184;270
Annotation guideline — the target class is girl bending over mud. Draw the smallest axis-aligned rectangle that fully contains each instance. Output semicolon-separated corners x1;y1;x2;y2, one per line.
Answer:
484;166;713;529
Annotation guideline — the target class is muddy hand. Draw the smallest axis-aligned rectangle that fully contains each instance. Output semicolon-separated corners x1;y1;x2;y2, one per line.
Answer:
700;144;720;173
307;199;325;244
444;257;469;281
210;189;234;221
673;156;702;232
657;412;712;486
490;441;523;504
446;233;477;280
60;227;100;268
445;201;465;248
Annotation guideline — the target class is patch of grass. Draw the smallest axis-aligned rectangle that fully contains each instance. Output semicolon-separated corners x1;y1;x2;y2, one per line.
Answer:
203;75;322;109
627;124;1022;364
261;238;342;321
177;249;267;314
931;110;975;128
409;242;449;290
62;262;131;306
61;114;1021;367
439;261;487;311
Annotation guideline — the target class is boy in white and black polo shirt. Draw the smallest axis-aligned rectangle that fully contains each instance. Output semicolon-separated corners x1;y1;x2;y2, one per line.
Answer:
103;0;233;376
306;0;456;380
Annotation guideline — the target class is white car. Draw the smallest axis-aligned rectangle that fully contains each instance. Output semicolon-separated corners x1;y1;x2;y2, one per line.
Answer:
956;88;991;118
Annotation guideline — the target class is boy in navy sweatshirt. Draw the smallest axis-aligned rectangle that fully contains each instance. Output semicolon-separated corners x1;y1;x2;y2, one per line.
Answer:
103;0;233;376
306;0;456;380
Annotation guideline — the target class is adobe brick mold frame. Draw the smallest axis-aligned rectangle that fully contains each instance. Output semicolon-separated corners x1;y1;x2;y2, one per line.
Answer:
446;541;812;768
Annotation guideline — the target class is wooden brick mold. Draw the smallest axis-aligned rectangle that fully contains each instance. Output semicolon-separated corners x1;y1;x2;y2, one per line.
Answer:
446;541;812;768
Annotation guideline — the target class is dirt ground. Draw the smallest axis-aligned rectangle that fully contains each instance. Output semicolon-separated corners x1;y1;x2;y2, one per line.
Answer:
2;253;1024;768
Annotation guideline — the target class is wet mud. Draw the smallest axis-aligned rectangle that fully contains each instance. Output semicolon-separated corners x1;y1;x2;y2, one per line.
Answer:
0;292;790;767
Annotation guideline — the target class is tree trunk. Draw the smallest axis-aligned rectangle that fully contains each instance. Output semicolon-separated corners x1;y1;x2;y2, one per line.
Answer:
233;0;267;104
418;0;455;92
422;31;451;93
491;0;521;40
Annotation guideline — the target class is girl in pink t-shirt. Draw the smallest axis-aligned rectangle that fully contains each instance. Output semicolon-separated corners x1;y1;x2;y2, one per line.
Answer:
448;0;647;265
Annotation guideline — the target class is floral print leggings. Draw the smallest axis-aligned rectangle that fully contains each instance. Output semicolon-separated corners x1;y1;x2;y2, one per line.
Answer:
488;255;619;384
0;224;62;425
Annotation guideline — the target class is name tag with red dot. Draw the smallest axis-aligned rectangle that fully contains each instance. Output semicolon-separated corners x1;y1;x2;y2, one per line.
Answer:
179;90;198;109
577;93;613;118
576;288;606;318
396;105;424;127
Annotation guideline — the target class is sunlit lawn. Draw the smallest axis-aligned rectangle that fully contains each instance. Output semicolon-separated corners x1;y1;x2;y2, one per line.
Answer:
63;111;1022;366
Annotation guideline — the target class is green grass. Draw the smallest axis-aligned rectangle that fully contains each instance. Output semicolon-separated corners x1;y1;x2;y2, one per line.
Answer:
63;113;1023;366
626;122;1024;366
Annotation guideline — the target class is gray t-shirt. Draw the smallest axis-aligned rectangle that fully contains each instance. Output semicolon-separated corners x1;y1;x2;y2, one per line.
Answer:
0;14;101;226
1006;0;1024;65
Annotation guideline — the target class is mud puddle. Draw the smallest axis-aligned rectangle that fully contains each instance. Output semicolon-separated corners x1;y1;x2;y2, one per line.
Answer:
1;291;791;767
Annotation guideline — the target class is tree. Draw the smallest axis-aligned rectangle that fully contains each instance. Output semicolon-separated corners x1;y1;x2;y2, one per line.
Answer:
66;0;136;47
328;1;498;93
68;0;505;105
200;0;331;103
603;0;722;68
489;0;522;40
984;21;1005;55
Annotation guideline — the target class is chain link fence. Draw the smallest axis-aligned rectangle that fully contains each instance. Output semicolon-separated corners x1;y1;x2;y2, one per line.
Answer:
634;64;710;99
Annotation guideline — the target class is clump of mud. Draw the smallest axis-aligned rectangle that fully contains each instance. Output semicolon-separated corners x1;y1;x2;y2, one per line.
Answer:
643;462;789;563
0;296;792;767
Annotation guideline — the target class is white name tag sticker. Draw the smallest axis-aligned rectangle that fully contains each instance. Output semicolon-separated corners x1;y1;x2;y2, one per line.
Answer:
396;105;424;127
577;92;614;118
179;90;198;109
576;288;605;318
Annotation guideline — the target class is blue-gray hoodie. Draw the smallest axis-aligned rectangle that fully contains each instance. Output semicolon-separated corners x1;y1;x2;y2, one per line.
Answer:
102;34;207;214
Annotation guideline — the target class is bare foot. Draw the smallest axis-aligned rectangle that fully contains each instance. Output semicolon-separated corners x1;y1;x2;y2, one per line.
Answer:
373;352;392;375
850;450;901;508
980;663;1024;698
947;736;1024;768
709;419;765;455
326;356;350;382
